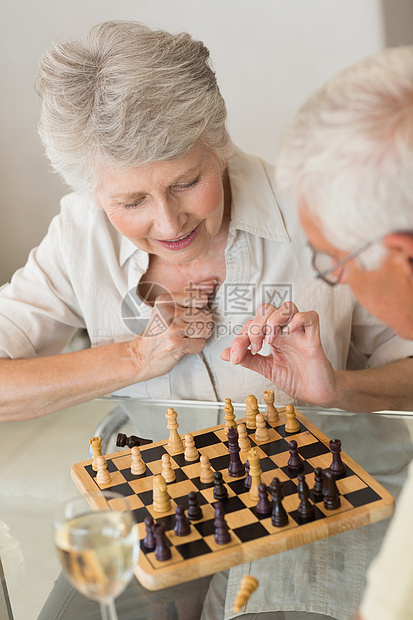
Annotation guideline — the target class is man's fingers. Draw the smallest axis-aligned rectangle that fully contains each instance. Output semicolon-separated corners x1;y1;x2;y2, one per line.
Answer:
248;302;298;350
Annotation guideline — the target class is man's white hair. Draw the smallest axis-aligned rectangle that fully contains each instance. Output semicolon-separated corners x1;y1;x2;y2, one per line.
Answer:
35;20;232;195
276;46;413;269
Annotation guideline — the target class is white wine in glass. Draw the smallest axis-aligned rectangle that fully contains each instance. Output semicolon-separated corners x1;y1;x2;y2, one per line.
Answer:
53;491;139;620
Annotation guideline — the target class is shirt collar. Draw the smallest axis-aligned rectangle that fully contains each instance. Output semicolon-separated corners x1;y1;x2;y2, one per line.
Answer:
118;145;290;267
227;146;290;243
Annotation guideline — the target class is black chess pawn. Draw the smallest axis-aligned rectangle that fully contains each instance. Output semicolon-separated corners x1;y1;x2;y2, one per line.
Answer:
269;477;288;527
213;471;229;501
227;426;246;477
312;467;324;502
174;504;191;537
256;483;272;516
329;439;346;479
323;470;341;510
244;459;252;489
154;523;171;561
213;502;231;545
287;439;304;471
143;515;156;550
187;491;203;521
297;473;315;523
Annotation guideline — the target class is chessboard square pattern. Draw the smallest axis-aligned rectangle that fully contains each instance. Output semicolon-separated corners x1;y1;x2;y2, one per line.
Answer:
70;405;395;591
233;521;269;542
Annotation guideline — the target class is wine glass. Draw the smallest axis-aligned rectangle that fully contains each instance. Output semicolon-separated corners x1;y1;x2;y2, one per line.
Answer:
53;491;139;620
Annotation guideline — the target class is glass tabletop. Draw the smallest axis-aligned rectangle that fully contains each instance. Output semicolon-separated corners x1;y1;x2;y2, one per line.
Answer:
1;397;412;620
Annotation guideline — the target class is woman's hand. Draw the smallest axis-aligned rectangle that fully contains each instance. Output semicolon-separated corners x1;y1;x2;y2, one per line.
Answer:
221;302;344;407
131;286;214;380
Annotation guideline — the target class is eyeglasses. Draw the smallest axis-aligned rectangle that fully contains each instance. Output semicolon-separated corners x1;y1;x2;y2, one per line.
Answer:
310;239;377;286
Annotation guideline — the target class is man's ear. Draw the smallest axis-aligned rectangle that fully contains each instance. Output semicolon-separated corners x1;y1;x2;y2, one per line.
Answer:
383;233;413;276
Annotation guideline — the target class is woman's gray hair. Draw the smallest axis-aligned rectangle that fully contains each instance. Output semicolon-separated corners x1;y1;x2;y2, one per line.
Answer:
35;20;232;194
276;45;413;269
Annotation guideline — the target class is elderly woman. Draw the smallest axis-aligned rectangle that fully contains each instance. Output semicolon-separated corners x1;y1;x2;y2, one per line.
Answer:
3;20;413;620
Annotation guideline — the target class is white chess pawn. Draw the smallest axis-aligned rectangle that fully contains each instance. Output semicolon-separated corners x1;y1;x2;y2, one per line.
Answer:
237;423;251;452
285;404;300;434
254;413;270;442
131;446;146;476
200;454;214;484
96;455;111;485
184;433;199;461
161;453;176;483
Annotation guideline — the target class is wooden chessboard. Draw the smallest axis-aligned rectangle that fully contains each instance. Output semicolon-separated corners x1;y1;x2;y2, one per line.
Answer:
71;407;395;591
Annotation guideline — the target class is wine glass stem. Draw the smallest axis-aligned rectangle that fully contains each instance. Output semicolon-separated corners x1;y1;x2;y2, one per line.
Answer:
99;599;119;620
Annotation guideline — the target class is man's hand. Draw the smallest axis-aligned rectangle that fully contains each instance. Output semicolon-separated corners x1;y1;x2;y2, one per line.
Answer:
221;302;344;407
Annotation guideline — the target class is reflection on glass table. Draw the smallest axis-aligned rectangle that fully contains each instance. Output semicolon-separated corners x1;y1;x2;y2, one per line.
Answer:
1;397;413;620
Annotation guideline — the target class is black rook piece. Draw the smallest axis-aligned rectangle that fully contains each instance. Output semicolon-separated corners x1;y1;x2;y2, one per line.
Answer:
329;439;346;478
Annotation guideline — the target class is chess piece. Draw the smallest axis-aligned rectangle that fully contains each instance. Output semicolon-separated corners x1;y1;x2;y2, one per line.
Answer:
89;436;102;472
312;467;324;502
184;433;199;462
213;471;229;501
224;397;237;435
329;439;346;478
244;459;252;490
154;523;171;561
233;575;259;613
254;413;270;442
165;408;184;455
213;502;231;545
161;453;176;483
143;515;156;550
323;470;341;510
131;446;146;476
263;389;279;423
256;483;272;516
187;491;203;521
287;440;304;471
237;423;251;454
227;426;246;477
153;474;172;513
96;455;111;485
174;505;191;537
200;454;214;484
116;433;152;448
284;404;300;434
246;394;259;430
248;448;262;502
297;473;315;522
269;477;288;527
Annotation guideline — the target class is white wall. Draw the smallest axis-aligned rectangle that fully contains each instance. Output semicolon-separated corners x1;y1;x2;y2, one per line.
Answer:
0;0;385;284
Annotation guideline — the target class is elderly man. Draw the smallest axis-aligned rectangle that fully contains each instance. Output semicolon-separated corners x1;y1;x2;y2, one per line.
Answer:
226;46;413;620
